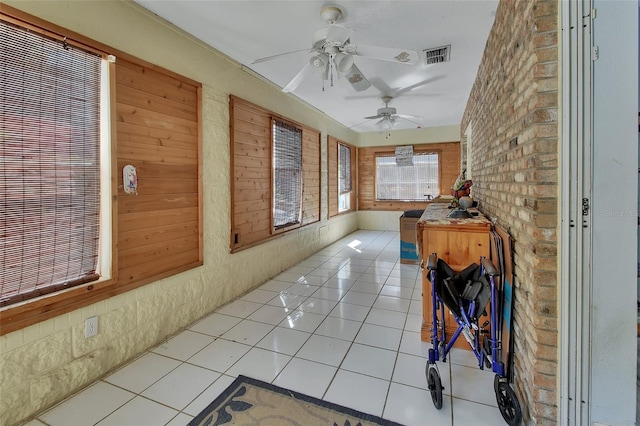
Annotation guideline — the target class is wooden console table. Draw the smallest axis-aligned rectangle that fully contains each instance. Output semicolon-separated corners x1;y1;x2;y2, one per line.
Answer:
417;203;491;346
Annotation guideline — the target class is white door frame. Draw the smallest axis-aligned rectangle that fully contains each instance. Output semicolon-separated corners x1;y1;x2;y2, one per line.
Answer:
560;2;593;424
560;1;638;425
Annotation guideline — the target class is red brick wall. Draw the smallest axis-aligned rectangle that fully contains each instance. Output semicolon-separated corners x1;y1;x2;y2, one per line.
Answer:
461;1;559;423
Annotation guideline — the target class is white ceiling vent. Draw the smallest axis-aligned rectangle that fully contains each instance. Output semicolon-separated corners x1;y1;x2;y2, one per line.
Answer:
423;45;451;65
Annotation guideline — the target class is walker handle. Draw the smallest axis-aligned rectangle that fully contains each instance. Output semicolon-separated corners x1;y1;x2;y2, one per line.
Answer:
427;253;438;270
481;257;499;276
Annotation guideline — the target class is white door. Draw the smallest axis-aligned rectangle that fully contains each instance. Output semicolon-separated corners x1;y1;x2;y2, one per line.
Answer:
560;1;637;425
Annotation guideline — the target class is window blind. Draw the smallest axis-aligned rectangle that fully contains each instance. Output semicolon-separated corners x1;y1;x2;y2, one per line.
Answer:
0;20;102;306
375;152;439;201
338;143;351;194
272;120;302;229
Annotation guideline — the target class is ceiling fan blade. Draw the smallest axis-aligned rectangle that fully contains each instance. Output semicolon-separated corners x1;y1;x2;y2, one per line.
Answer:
352;44;419;65
363;114;383;120
349;118;376;129
344;63;371;92
394;115;424;128
282;63;312;93
396;113;424;121
391;76;446;97
251;48;312;65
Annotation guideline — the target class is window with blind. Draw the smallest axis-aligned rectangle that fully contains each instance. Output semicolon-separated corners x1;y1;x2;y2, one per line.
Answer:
327;136;355;217
375;152;440;201
338;142;352;212
272;120;302;230
0;19;111;307
230;96;319;251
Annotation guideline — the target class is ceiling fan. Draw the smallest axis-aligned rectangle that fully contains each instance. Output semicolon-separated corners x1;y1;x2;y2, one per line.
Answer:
362;95;423;132
250;6;420;93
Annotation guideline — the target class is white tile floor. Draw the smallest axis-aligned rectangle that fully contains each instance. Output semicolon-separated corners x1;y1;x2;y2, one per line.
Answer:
24;230;508;426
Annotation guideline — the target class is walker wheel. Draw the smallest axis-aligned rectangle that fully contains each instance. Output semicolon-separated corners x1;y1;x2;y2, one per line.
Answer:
426;366;443;409
495;380;522;426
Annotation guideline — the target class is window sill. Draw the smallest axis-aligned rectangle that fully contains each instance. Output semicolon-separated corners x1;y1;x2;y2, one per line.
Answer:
0;277;116;336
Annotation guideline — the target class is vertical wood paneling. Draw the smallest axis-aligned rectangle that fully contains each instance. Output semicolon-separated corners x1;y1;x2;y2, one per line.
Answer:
229;96;321;251
327;136;338;217
116;58;202;287
302;128;321;225
347;143;356;212
358;142;460;211
230;99;272;248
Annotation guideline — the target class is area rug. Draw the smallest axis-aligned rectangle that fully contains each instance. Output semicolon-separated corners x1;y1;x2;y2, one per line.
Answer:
188;375;403;426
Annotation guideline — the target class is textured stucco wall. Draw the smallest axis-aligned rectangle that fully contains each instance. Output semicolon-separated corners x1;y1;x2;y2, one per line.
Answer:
0;2;358;425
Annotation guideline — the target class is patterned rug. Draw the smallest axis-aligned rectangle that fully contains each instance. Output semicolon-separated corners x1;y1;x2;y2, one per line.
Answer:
188;375;403;426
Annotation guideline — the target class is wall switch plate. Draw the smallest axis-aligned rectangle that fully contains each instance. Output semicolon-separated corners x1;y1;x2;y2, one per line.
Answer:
85;316;98;338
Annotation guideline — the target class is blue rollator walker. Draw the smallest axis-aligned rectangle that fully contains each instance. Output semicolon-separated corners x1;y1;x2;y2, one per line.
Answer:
424;253;522;426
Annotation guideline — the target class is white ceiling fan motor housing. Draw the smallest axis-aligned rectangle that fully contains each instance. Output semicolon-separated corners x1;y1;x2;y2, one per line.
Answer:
377;107;397;117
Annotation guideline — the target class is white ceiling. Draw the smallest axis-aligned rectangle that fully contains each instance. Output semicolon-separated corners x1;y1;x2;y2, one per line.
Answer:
134;1;498;133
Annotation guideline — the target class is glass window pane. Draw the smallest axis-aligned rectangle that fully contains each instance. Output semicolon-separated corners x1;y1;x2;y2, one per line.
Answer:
272;120;302;229
375;152;439;201
338;143;351;194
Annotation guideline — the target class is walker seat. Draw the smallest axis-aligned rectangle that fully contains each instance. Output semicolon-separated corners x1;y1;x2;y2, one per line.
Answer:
427;258;490;322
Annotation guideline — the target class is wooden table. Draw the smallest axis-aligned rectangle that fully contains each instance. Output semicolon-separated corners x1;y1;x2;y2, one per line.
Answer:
417;203;491;346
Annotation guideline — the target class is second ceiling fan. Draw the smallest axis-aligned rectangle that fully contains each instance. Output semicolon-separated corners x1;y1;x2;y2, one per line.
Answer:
251;6;420;93
362;95;424;132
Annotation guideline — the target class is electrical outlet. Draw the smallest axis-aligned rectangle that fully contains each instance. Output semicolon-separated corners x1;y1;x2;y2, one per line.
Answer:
85;316;98;338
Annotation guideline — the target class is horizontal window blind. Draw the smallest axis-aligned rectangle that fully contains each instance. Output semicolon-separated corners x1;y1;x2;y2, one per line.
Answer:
272;120;302;229
375;152;439;201
0;20;102;306
338;143;351;194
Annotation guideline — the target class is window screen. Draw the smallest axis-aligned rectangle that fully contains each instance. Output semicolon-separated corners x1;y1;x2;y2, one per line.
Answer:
272;120;302;229
375;152;439;201
0;20;102;306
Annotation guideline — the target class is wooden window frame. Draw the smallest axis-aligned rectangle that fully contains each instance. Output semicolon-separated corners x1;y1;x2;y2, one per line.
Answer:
271;118;303;234
328;136;356;217
374;150;440;202
357;142;460;211
1;18;110;307
0;5;203;335
230;96;320;252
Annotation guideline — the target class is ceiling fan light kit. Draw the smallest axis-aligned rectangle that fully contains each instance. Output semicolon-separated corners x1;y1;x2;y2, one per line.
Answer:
377;116;397;131
309;54;328;72
333;52;354;73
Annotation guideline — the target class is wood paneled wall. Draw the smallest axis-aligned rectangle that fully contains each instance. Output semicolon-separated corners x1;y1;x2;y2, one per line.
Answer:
327;136;338;217
230;96;320;251
302;129;321;224
358;142;460;211
230;99;272;247
0;3;203;334
116;58;202;289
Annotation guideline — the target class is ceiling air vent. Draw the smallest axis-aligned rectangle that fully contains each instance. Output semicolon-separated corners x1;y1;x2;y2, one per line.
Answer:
423;45;451;65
